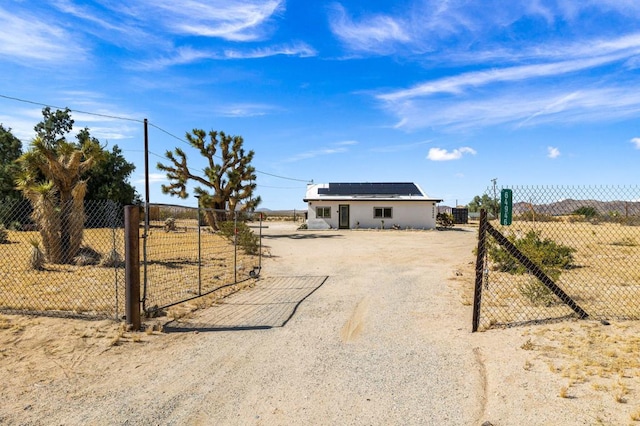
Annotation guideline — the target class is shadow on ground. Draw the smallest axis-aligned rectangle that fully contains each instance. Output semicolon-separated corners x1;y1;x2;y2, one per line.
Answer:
164;276;328;333
262;233;343;240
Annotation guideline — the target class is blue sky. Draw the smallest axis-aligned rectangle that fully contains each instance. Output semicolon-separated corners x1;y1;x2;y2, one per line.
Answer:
2;1;640;209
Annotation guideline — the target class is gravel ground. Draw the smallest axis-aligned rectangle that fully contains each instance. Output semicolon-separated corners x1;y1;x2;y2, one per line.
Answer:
5;222;632;425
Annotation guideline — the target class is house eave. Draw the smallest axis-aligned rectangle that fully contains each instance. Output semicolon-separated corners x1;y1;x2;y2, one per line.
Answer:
303;197;443;203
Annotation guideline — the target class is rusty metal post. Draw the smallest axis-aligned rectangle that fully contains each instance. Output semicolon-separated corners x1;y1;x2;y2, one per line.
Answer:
125;205;141;331
472;209;487;332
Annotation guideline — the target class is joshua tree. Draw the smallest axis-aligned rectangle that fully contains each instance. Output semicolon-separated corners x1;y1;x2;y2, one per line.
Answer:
157;129;260;230
16;108;102;264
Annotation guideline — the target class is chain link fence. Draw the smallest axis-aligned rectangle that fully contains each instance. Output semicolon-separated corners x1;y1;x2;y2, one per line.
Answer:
0;198;124;318
0;198;263;320
473;185;640;331
142;204;263;313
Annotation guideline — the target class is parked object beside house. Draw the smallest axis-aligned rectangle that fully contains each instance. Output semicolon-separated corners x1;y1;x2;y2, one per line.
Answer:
304;182;443;230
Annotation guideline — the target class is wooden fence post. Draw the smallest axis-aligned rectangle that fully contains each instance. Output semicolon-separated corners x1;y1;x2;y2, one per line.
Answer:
125;205;141;331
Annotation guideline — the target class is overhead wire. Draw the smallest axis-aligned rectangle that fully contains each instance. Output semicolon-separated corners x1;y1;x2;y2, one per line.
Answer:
0;93;312;183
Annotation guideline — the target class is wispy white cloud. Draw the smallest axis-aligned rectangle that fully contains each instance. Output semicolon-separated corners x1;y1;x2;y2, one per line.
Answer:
136;173;166;185
454;32;640;66
214;103;278;118
328;3;410;54
382;83;640;131
130;47;217;70
133;42;316;70
335;140;358;146
370;140;431;153
379;51;638;102
0;6;87;63
427;147;476;161
0;108;42;142
547;146;561;159
631;137;640;149
328;1;640;57
224;42;317;59
0;93;141;145
284;140;357;163
147;0;284;41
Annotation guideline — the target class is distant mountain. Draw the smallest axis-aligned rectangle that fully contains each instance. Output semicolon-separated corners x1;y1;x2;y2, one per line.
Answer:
512;199;640;216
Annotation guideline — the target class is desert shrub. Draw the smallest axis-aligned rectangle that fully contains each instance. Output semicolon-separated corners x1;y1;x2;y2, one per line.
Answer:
0;225;7;244
436;212;454;228
514;211;558;222
218;221;260;255
619;216;640;227
488;230;576;280
29;239;45;270
612;236;638;247
164;217;176;232
573;206;598;218
518;276;558;307
101;249;123;267
8;221;22;231
73;246;101;266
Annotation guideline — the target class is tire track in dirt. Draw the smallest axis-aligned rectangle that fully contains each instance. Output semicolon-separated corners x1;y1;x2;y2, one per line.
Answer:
340;297;369;342
473;346;489;425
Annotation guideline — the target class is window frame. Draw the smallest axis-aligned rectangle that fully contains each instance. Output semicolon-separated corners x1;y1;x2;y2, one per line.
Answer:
316;206;331;218
373;207;393;219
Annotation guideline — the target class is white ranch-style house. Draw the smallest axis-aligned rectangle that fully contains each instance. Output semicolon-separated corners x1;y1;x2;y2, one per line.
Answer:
304;182;442;230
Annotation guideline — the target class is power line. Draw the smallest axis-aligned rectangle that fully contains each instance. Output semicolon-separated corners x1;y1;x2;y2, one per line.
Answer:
256;184;307;189
146;121;312;183
0;93;143;123
1;93;313;183
255;170;310;182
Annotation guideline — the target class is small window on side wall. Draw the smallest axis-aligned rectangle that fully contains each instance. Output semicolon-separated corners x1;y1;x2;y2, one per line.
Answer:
373;207;392;218
316;206;331;218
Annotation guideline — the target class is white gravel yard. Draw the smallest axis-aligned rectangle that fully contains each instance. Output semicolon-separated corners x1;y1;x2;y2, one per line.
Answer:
1;222;636;425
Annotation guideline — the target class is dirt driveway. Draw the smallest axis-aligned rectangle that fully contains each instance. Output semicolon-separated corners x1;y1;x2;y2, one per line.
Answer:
1;223;638;425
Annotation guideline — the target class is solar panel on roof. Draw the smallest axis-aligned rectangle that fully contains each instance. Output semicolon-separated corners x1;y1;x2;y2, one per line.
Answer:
317;182;421;196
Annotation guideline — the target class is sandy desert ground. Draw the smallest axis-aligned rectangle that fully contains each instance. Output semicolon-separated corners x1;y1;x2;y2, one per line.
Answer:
1;222;640;425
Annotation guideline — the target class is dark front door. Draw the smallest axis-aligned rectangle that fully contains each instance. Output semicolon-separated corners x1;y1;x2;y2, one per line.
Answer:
339;205;350;229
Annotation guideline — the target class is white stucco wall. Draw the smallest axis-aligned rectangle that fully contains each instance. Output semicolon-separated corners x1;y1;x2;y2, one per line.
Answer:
306;200;437;229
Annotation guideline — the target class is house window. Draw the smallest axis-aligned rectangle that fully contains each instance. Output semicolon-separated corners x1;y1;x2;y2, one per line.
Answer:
316;206;331;218
374;207;392;218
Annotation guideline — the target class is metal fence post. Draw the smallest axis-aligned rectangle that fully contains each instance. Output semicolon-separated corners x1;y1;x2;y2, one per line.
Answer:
197;200;202;295
472;209;487;332
125;205;141;330
234;211;238;283
259;212;263;271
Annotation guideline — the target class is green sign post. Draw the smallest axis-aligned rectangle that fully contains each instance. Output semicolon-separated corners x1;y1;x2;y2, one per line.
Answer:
500;189;513;226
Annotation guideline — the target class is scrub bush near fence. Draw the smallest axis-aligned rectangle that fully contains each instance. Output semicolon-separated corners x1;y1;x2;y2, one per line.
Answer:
473;185;640;331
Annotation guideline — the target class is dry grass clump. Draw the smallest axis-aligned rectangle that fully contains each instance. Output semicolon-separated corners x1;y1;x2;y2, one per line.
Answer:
0;315;11;330
72;246;101;266
522;322;640;416
0;225;8;244
101;248;123;267
29;239;45;270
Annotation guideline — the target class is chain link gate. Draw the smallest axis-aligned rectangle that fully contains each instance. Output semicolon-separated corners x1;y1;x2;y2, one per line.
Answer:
141;204;263;313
